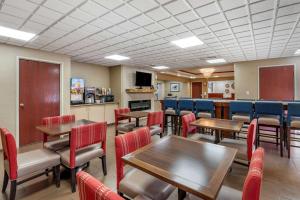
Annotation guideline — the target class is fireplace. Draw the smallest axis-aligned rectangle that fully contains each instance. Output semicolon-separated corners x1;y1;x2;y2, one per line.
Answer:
128;100;151;111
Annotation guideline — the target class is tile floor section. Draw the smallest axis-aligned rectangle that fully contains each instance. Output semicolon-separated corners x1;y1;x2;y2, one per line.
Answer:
1;125;300;200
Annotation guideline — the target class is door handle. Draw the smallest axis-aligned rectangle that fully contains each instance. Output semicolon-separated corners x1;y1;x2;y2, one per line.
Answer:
20;103;25;108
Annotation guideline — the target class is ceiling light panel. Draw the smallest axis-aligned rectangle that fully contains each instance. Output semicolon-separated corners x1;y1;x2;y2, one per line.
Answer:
0;26;36;41
206;58;226;63
171;36;204;48
105;55;130;61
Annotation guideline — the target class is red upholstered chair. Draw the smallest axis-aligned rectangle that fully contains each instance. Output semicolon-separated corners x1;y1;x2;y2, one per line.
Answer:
115;127;175;200
219;119;258;165
146;111;164;138
1;128;60;200
182;113;215;143
77;171;124;200
42;114;75;151
57;122;107;192
114;108;135;136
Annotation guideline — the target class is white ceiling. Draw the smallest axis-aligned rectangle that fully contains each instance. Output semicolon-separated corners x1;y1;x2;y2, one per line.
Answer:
0;0;300;68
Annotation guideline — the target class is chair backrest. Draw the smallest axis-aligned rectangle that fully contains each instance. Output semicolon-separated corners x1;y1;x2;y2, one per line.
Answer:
42;114;75;142
247;119;258;161
229;101;253;119
164;99;177;110
114;108;131;128
254;102;283;123
69;122;107;169
0;128;18;180
178;100;194;112
77;171;124;200
287;103;300;125
147;111;164;129
182;113;197;138
195;100;214;116
115;127;151;189
242;148;264;200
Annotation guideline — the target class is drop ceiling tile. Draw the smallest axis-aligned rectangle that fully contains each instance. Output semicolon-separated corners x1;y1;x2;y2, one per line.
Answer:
279;0;300;7
44;0;74;14
60;0;85;7
156;0;174;5
253;27;271;34
21;20;47;33
176;11;197;24
155;29;173;37
185;20;204;30
93;0;124;9
5;0;38;12
35;7;63;20
277;4;300;16
232;24;250;33
225;7;247;20
90;18;111;29
118;21;139;31
31;14;57;26
203;13;225;25
1;4;32;19
276;14;298;24
229;17;249;27
107;26;127;34
252;10;273;22
146;7;170;21
169;25;188;34
192;27;210;35
129;0;158;12
187;0;214;8
209;22;228;31
144;23;165;32
250;0;274;14
252;19;272;30
69;9;95;22
101;12;125;25
214;28;231;36
235;31;251;38
219;0;245;11
131;27;150;36
114;4;140;19
159;17;180;28
80;1;108;17
131;14;153;26
196;2;220;18
164;0;190;15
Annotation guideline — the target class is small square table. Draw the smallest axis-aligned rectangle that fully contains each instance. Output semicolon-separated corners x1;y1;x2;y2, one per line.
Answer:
190;118;243;143
122;136;237;200
36;119;95;137
120;111;148;127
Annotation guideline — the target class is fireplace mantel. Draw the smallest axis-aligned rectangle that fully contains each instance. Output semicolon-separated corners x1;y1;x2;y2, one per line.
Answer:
126;88;156;93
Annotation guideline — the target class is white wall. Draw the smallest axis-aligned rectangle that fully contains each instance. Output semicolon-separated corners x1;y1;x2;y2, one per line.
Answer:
0;43;71;147
121;66;156;111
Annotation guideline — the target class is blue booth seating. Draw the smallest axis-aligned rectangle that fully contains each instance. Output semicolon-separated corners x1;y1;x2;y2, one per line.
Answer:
229;101;253;124
178;100;194;116
194;100;214;118
164;99;177;115
287;103;300;158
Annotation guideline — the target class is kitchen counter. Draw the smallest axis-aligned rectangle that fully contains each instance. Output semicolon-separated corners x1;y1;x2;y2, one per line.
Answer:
71;102;118;107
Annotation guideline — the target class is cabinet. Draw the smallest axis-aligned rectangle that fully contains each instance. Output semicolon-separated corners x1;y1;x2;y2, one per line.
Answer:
70;103;118;124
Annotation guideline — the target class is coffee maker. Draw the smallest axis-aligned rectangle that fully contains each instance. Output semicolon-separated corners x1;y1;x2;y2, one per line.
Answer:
84;87;96;104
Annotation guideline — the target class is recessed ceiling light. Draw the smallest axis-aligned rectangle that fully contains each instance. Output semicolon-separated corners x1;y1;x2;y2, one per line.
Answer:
294;49;300;55
171;36;203;48
152;66;169;70
214;76;220;78
177;74;182;77
190;76;196;79
206;58;226;64
0;26;36;41
105;54;130;61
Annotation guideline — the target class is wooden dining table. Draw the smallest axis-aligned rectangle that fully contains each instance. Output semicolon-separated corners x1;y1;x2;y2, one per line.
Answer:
36;119;96;137
120;111;148;127
122;136;237;200
190;118;244;143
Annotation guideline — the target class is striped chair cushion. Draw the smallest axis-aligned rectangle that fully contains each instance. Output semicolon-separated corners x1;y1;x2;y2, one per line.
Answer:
42;115;75;126
77;171;124;200
147;111;164;135
115;127;151;189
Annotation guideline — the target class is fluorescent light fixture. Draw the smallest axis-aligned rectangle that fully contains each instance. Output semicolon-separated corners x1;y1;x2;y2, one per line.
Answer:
295;49;300;55
105;54;130;61
0;26;36;41
152;66;169;70
171;36;203;48
206;58;226;64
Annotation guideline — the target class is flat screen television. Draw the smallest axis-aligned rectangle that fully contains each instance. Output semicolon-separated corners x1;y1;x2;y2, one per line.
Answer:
135;71;152;87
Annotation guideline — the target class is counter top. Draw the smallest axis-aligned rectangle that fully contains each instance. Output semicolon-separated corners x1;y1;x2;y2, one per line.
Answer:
71;102;118;107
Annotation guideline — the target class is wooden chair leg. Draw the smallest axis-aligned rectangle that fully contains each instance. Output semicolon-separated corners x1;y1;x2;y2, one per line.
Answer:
287;127;291;158
9;180;17;200
2;170;8;193
71;168;76;193
276;127;279;146
55;165;60;188
45;168;49;176
280;127;283;157
115;130;119;136
101;155;107;176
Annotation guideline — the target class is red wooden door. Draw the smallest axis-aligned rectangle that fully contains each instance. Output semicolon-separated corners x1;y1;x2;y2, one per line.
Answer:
192;82;202;98
259;65;294;101
19;59;60;146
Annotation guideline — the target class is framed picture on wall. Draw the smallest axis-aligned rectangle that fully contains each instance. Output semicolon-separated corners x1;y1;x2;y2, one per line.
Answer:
170;83;180;92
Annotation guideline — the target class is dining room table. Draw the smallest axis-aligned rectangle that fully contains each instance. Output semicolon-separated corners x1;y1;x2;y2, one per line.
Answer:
36;119;96;137
119;111;148;127
190;118;244;143
122;136;237;200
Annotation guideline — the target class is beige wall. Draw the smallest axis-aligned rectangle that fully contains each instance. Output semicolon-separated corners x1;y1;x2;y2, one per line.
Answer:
0;43;71;147
109;65;122;104
234;57;300;100
71;62;110;88
164;81;191;98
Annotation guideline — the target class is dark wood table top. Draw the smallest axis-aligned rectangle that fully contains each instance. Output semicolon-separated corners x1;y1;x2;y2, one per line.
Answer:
190;118;243;132
36;119;96;136
120;111;148;119
122;136;237;200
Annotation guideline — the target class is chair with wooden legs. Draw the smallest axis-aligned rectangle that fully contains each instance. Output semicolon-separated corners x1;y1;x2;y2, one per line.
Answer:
286;102;300;158
177;99;194;135
114;108;136;136
147;111;164;138
57;122;107;192
42;114;75;151
1;128;61;200
163;99;178;134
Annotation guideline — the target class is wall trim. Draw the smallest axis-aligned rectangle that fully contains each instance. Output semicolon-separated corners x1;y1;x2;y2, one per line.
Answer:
16;56;64;148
